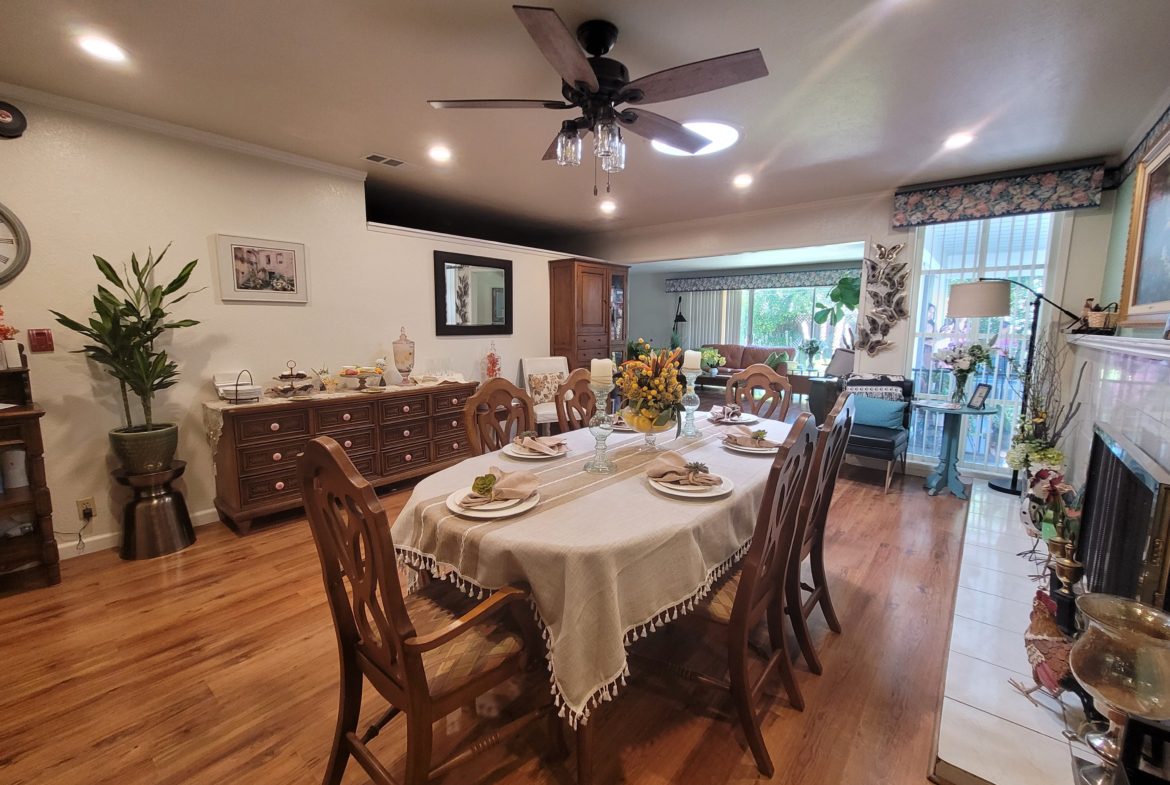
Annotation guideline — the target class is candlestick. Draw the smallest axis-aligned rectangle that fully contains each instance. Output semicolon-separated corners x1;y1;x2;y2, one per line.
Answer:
584;378;616;473
681;370;701;437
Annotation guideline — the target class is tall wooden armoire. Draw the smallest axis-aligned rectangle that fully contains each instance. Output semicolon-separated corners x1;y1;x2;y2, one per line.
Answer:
549;259;629;370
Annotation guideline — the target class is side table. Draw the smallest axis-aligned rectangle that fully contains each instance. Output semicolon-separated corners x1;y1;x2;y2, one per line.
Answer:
113;459;195;560
911;403;1000;500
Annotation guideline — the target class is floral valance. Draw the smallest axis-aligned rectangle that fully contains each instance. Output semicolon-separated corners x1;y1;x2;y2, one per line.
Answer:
664;267;859;293
891;163;1104;229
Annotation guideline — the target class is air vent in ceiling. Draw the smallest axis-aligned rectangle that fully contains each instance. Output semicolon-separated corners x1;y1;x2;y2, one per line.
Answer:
364;153;406;167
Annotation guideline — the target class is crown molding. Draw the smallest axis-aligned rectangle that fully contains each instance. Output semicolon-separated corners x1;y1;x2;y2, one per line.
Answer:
0;82;367;182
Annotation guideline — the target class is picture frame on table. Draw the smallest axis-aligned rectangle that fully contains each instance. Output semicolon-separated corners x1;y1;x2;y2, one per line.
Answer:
1121;137;1170;324
967;382;992;410
215;234;309;304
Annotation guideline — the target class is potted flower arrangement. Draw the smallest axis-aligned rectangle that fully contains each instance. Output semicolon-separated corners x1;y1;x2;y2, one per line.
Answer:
52;245;200;474
699;346;725;375
798;339;822;371
932;340;994;403
616;347;685;451
0;305;19;364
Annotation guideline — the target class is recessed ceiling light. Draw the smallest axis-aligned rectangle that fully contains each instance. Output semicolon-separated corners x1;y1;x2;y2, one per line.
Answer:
77;35;127;63
598;199;617;215
943;132;975;150
732;173;754;189
651;122;740;157
428;144;452;163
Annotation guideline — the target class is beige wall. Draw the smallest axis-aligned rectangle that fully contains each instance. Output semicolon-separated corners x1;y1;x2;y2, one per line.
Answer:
1;101;558;554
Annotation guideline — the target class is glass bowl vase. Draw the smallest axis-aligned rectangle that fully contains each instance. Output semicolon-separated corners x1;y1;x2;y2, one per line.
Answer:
620;407;677;451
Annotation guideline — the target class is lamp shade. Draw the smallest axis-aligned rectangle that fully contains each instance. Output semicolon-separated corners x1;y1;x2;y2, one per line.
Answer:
947;280;1011;318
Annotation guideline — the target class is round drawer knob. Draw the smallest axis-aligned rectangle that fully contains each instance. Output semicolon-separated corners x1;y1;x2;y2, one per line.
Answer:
404;453;413;462
270;422;280;432
451;419;458;428
451;397;459;405
403;429;411;437
403;405;411;413
274;481;285;491
452;442;459;449
343;440;353;449
272;452;282;462
342;413;352;422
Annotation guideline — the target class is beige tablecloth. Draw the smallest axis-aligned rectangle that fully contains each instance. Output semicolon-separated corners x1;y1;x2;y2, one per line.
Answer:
391;415;792;727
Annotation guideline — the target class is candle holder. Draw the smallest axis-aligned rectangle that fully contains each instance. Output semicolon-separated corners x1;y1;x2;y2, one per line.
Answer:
681;369;701;437
584;379;616;474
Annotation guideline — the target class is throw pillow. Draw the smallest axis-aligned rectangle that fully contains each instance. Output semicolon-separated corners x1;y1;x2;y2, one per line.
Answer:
852;396;907;430
527;371;565;404
764;351;790;371
844;373;907;402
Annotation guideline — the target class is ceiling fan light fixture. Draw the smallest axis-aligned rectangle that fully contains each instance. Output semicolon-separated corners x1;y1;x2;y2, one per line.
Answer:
555;126;583;166
651;122;740;157
601;137;626;173
594;121;621;159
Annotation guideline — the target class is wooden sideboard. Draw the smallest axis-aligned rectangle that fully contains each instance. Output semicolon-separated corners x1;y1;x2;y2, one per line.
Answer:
0;344;59;594
549;258;629;370
212;381;477;532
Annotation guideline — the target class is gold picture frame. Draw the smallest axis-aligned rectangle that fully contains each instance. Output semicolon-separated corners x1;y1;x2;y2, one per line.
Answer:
1121;137;1170;325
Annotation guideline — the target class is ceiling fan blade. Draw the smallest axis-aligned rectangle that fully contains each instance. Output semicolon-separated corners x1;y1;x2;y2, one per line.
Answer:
428;98;575;109
542;132;560;161
618;109;709;154
513;5;599;92
622;49;768;105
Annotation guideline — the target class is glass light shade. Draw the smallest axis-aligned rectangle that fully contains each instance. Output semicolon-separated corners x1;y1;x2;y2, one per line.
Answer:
947;280;1011;318
555;130;582;167
601;137;625;173
594;121;620;159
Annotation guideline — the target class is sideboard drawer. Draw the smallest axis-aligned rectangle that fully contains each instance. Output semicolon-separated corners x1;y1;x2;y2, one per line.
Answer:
350;453;378;478
433;388;472;413
433;414;464;436
315;402;374;433
380;397;429;422
240;468;301;506
238;437;308;477
434;438;471;461
577;334;607;349
382;420;431;447
576;348;607;366
332;426;376;456
382;444;431;475
235;410;310;444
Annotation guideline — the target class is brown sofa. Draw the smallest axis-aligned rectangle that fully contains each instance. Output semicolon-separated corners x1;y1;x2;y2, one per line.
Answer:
701;343;795;378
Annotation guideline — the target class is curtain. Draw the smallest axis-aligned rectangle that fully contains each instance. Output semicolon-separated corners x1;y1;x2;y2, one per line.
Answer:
724;290;743;343
682;290;723;346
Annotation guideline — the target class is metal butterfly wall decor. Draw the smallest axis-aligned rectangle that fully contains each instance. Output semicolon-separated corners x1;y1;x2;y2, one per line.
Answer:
855;242;908;357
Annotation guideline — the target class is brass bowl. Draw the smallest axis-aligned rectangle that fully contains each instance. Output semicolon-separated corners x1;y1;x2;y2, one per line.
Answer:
1052;556;1084;593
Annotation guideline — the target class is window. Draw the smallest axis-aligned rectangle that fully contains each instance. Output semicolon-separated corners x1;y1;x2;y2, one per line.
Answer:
738;287;857;350
908;213;1063;471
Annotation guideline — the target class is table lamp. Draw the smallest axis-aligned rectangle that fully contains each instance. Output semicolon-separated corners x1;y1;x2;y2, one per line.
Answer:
946;278;1081;495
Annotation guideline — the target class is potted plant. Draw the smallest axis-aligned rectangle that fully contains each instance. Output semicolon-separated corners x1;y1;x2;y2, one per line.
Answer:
799;339;822;371
813;274;862;325
699;346;725;374
52;245;200;473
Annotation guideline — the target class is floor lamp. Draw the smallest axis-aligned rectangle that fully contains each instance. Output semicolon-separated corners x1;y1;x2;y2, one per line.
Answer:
946;278;1082;496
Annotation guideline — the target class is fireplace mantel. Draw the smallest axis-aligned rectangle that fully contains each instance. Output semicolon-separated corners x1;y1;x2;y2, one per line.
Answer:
1066;333;1170;361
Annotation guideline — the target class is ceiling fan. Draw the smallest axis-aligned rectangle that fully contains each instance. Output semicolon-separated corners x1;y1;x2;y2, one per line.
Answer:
429;5;768;177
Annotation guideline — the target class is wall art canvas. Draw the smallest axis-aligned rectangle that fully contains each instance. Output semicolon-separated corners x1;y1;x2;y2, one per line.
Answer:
1123;139;1170;322
855;242;909;357
216;234;308;303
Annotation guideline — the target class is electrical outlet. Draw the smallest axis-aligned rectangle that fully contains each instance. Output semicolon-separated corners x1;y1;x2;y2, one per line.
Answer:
76;497;95;520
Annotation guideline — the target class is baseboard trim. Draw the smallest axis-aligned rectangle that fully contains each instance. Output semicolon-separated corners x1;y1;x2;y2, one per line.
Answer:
56;506;223;560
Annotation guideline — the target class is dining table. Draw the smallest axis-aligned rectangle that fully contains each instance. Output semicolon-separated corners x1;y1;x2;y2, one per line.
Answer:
390;412;794;783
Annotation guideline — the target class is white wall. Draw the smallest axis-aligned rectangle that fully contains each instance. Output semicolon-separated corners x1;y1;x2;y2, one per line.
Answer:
0;101;558;553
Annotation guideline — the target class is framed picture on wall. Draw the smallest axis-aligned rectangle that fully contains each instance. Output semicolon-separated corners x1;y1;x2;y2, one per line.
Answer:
1122;138;1170;324
215;234;309;303
967;382;992;410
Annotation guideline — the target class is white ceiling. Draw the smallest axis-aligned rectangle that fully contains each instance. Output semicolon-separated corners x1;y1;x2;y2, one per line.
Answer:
629;242;865;274
2;0;1169;236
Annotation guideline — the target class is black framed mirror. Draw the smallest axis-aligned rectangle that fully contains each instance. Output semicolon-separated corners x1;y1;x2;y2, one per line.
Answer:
433;251;513;336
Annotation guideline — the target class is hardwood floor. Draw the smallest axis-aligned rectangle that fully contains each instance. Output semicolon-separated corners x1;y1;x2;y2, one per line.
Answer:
0;465;967;785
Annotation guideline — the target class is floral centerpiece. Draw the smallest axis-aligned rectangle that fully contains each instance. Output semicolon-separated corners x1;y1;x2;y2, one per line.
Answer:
616;347;685;450
1005;330;1085;475
799;339;822;370
699;346;725;374
0;305;18;342
627;337;653;362
932;340;994;403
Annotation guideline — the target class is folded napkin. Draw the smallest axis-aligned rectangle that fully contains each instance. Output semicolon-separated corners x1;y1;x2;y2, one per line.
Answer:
709;404;744;423
723;425;780;449
460;466;539;507
645;451;722;486
512;434;568;456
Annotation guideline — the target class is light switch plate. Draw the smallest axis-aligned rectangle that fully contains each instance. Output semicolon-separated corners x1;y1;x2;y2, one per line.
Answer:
26;328;53;352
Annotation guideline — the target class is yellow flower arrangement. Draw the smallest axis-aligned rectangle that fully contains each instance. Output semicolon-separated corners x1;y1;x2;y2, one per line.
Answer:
616;347;685;434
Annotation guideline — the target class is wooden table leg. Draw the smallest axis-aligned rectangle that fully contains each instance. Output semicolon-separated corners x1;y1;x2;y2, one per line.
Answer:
576;719;594;785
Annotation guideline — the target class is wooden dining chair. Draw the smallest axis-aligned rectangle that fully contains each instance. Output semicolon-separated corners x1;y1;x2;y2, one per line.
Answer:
298;436;558;785
463;378;537;455
724;363;793;420
554;368;597;432
786;393;855;678
645;413;818;777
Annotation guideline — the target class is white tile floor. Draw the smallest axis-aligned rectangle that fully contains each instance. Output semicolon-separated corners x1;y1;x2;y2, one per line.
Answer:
934;483;1096;785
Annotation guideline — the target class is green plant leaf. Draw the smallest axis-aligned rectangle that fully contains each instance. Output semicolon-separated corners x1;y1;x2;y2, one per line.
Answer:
162;259;198;296
93;255;124;289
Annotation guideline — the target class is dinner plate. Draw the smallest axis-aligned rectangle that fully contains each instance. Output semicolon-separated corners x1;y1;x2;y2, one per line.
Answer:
444;490;541;519
648;476;734;499
722;440;780;455
713;413;759;425
502;443;568;460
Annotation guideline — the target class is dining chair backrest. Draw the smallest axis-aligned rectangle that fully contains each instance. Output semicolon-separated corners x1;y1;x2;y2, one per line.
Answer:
725;363;793;421
732;413;818;622
299;436;417;699
519;356;570;399
798;392;856;554
554;368;597;432
464;378;537;455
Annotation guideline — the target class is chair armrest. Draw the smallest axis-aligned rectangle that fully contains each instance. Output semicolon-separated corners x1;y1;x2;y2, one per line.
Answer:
403;584;529;653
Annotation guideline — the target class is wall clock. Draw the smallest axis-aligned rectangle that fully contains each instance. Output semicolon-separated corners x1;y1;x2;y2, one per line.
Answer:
0;200;30;285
